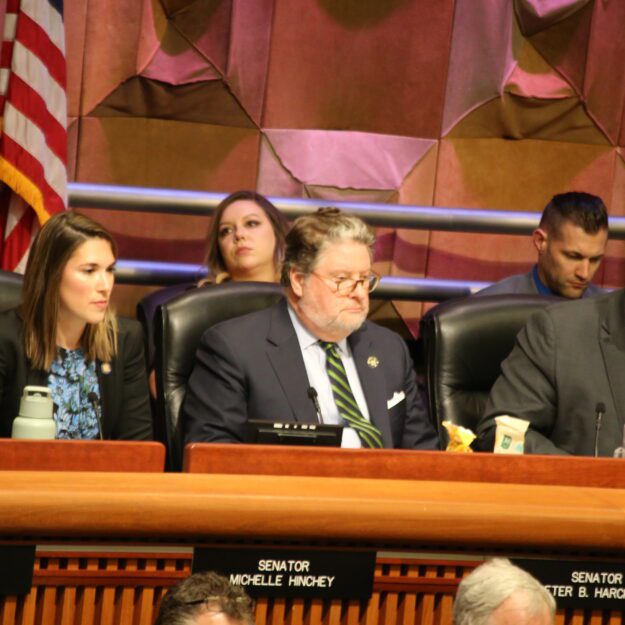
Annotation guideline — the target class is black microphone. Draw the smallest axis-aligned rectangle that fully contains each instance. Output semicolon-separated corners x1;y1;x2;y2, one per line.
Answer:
88;392;104;440
307;387;323;424
594;402;606;457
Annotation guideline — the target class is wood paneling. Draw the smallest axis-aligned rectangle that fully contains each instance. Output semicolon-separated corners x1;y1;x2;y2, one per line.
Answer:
1;470;625;550
185;444;625;489
0;439;165;472
1;552;621;625
1;453;624;624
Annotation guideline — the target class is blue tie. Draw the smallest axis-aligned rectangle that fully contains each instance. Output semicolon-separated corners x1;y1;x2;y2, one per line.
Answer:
319;341;383;448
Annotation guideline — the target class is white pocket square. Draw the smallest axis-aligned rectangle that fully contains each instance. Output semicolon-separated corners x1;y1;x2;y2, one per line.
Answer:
387;391;405;409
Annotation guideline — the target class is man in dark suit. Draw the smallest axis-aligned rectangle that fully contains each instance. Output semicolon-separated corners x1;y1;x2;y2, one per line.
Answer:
477;192;607;299
182;208;439;450
477;288;625;456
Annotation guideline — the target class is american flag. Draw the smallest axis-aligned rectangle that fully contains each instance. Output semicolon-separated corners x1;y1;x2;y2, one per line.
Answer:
0;0;67;272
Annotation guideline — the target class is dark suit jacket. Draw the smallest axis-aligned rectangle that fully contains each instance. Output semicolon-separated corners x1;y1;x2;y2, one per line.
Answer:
478;289;625;456
182;300;439;450
0;309;153;440
476;268;604;298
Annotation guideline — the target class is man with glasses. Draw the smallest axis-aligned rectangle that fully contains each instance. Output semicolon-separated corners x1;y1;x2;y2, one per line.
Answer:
154;571;255;625
183;207;439;449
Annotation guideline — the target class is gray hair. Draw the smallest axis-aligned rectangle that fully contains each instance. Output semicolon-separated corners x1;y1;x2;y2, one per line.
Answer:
452;559;555;625
154;571;255;625
280;207;375;287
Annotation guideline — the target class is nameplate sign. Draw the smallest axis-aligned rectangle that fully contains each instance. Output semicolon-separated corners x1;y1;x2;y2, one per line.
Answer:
513;558;625;609
193;548;375;599
0;545;35;596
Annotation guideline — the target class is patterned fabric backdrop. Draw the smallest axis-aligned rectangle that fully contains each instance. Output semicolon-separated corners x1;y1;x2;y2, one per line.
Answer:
63;0;625;327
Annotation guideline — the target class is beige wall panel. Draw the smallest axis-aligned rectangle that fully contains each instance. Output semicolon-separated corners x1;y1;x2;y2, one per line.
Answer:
524;1;593;92
610;151;625;217
305;187;397;204
65;0;89;117
603;153;625;288
393;145;437;275
67;118;80;182
442;0;514;135
74;117;261;273
384;146;440;338
583;1;625;146
79;0;155;115
426;231;534;283
263;0;454;136
112;284;157;320
162;0;232;74
448;94;609;145
256;136;305;198
397;143;439;209
429;138;616;283
226;0;275;125
75;116;260;190
434;138;614;211
140;25;222;85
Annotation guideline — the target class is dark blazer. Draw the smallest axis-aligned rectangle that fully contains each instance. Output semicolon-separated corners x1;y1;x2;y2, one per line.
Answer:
0;309;153;440
476;269;604;298
182;299;440;450
478;289;625;456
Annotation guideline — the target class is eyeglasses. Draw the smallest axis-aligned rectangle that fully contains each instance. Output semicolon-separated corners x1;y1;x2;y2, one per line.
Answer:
310;271;379;295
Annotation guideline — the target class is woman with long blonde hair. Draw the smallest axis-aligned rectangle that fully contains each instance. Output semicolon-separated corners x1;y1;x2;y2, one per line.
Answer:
0;211;152;440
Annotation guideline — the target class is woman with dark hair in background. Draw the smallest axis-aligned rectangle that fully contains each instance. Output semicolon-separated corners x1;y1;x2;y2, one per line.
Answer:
137;190;290;375
0;211;152;440
202;189;289;284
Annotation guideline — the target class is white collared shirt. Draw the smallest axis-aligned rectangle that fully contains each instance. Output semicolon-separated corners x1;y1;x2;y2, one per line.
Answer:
287;304;371;448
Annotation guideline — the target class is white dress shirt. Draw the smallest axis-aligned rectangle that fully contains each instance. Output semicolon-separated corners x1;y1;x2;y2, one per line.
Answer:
287;304;371;448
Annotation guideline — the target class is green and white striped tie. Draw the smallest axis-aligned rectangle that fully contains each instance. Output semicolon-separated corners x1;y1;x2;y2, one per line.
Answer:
319;341;383;449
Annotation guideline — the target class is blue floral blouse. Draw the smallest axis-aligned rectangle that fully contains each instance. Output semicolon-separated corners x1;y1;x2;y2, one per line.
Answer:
48;348;100;439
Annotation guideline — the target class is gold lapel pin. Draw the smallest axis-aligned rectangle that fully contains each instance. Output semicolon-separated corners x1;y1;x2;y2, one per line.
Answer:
101;362;112;375
367;356;379;368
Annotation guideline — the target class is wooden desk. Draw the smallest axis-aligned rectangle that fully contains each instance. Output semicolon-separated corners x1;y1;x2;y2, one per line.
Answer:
0;439;166;472
184;442;625;488
1;450;625;625
2;470;625;548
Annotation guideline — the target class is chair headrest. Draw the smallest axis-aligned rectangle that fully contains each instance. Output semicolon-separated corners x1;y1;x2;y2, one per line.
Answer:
422;294;560;387
421;294;561;437
157;282;285;377
154;281;285;470
0;269;23;312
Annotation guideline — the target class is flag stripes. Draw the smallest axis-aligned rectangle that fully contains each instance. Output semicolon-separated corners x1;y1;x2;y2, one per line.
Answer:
2;192;35;271
0;0;67;270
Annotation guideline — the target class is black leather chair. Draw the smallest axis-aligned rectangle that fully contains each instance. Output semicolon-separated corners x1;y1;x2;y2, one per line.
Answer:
420;294;559;446
0;269;23;312
137;282;195;368
154;281;284;470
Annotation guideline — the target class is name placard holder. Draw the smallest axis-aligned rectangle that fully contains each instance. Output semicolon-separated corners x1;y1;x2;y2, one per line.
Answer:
514;558;625;610
193;547;376;600
0;545;35;596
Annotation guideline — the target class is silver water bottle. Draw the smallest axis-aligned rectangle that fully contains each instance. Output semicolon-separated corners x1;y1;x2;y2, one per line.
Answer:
11;386;56;439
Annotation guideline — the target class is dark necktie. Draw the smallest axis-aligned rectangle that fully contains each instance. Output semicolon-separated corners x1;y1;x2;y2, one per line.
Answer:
319;341;383;448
